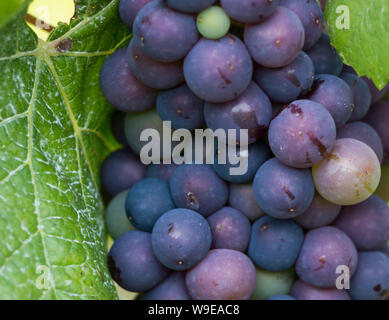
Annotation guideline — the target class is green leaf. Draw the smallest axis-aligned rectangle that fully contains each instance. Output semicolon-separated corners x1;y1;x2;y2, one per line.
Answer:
0;0;30;30
0;0;130;299
325;0;389;89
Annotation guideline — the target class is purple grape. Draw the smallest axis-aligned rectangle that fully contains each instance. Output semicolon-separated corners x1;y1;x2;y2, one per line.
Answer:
248;216;304;271
254;52;314;104
170;164;229;217
125;178;175;232
364;100;389;164
340;72;372;121
350;251;389;300
119;0;153;29
185;249;256;300
184;34;253;103
151;208;212;270
204;82;272;144
229;183;265;222
363;77;389;104
166;0;216;13
381;241;389;256
253;158;315;219
280;0;323;50
146;163;179;182
333;195;389;251
108;231;169;292
142;272;192;300
213;141;271;183
220;0;280;24
244;6;305;68
306;34;343;76
295;226;358;288
294;193;341;230
156;84;204;130
291;280;351;300
312;139;381;206
101;148;146;196
99;48;157;113
133;0;199;62
111;111;129;146
319;0;326;11
304;74;354;128
268;100;336;168
207;207;251;252
337;121;384;163
127;39;184;89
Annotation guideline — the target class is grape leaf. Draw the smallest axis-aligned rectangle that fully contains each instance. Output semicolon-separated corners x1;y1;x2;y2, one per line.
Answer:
325;0;389;89
0;0;30;30
0;0;130;299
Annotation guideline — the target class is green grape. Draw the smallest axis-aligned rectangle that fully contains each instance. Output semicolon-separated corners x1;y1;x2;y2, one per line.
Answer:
197;6;230;40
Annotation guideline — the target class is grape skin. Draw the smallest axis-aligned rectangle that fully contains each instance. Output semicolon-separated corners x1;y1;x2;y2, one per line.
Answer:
312;138;381;206
363;77;389;104
119;0;153;29
166;0;217;13
184;34;253;103
146;163;179;182
244;6;305;68
291;279;351;300
197;6;231;40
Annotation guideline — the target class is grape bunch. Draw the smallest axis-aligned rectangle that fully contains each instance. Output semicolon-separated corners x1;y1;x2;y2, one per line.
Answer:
99;0;389;300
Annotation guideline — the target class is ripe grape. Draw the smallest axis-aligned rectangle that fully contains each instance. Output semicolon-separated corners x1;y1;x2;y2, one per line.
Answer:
363;77;389;104
151;208;212;270
291;279;351;300
156;84;204;130
254;52;315;104
220;0;280;24
166;0;217;13
108;231;169;292
184;34;253;103
146;163;178;181
204;81;272;144
185;249;256;300
119;0;153;29
312;138;381;205
295;226;358;288
99;48;157;113
244;6;305;68
268;100;336;168
197;6;230;40
253;158;315;219
133;0;199;62
248;216;304;271
207;207;251;252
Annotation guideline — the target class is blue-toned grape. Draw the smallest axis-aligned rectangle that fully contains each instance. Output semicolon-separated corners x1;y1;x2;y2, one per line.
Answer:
101;148;146;196
125;178;175;232
221;0;280;24
350;251;389;300
254;52;314;104
100;48;157;113
207;207;251;252
127;39;184;90
333;195;389;251
294;193;341;230
156;84;204;130
108;231;169;292
291;279;351;300
306;34;343;76
340;72;372;121
133;0;198;62
244;7;305;68
151;208;212;270
146;163;178;182
295;226;358;288
280;0;323;50
184;34;253;103
229;183;265;222
213;142;271;183
166;0;216;13
204;82;272;144
142;272;192;300
253;158;315;219
304;74;354;128
248;216;304;271
269;100;336;168
337;121;384;163
381;241;389;256
119;0;153;29
105;190;134;240
170;164;228;217
186;249;256;300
